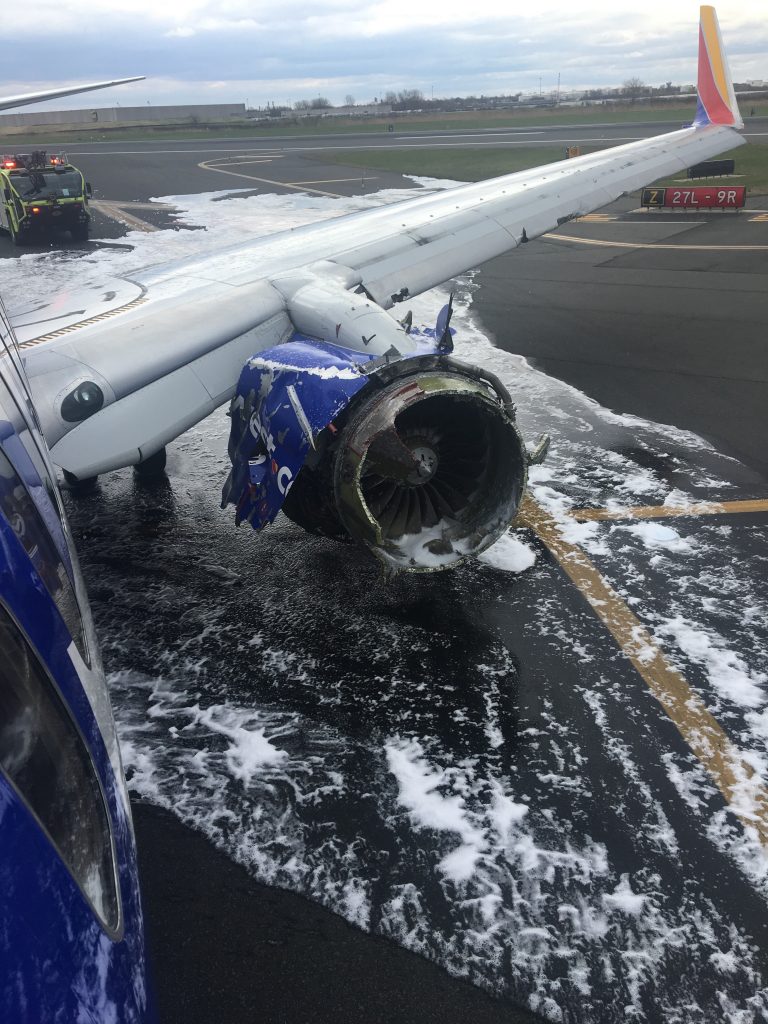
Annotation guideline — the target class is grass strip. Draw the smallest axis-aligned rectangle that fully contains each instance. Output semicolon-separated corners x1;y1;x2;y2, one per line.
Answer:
319;143;768;195
3;103;765;145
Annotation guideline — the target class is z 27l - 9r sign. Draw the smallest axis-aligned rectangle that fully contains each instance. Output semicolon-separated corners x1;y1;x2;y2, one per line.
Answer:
641;185;746;208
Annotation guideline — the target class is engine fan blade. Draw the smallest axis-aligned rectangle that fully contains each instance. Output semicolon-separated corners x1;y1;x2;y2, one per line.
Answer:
364;427;422;482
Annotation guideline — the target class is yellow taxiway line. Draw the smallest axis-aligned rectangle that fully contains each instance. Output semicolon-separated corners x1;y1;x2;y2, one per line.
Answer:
286;177;379;186
204;157;283;167
198;160;343;198
571;498;768;522
518;495;768;849
89;200;159;234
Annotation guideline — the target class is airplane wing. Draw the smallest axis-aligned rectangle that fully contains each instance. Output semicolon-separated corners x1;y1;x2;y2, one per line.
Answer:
0;77;145;113
13;7;747;570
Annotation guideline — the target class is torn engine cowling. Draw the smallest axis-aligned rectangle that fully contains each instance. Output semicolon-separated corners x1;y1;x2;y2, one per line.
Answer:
222;327;540;573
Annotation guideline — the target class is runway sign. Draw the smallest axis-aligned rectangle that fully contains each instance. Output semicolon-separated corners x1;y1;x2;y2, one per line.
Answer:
641;188;667;207
641;186;746;209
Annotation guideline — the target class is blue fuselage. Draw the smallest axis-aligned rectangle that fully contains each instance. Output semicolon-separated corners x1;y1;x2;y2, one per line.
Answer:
0;295;152;1021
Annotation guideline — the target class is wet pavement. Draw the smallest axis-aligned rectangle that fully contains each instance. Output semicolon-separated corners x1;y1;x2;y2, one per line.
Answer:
61;285;768;1021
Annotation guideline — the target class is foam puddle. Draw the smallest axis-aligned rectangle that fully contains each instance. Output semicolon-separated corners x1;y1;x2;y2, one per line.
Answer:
13;181;766;1023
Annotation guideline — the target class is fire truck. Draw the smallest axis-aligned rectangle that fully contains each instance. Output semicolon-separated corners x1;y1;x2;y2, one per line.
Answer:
1;151;92;245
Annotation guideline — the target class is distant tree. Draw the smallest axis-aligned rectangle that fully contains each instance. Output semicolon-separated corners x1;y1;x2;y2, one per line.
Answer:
397;88;424;106
293;99;311;110
310;96;330;109
344;94;355;107
383;91;398;105
622;77;645;103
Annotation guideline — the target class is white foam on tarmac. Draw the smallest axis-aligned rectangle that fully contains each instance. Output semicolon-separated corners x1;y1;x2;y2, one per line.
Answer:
613;521;694;553
478;532;537;573
12;181;768;1024
657;618;767;711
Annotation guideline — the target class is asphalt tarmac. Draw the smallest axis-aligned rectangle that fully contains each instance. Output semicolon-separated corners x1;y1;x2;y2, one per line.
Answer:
475;199;768;481
2;127;767;1023
134;803;545;1024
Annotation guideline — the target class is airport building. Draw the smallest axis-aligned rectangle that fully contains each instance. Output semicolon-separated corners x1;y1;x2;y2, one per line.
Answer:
0;103;247;133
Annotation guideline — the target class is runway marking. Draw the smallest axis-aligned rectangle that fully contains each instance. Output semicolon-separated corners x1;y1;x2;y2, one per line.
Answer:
68;147;288;156
287;136;641;153
110;202;174;210
571;498;768;521
396;131;547;141
197;159;344;198
205;157;281;167
90;200;159;233
576;213;618;222
627;209;708;222
286;177;379;185
547;233;768;252
519;496;768;848
625;219;707;224
750;213;768;222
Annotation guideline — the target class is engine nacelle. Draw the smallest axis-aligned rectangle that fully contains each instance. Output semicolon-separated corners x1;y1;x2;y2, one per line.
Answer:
329;358;527;571
222;332;538;573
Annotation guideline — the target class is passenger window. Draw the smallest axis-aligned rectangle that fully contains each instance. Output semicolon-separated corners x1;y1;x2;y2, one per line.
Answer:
0;604;119;933
0;447;88;661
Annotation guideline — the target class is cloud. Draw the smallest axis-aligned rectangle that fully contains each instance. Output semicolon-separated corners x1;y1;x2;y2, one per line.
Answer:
2;1;766;107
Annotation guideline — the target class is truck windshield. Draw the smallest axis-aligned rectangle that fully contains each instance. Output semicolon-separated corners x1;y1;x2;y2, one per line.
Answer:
9;170;83;199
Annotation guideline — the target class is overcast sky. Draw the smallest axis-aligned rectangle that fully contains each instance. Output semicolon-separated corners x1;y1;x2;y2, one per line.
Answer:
4;1;767;110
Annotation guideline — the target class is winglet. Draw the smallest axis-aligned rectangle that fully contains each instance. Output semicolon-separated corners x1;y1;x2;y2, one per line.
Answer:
694;5;743;128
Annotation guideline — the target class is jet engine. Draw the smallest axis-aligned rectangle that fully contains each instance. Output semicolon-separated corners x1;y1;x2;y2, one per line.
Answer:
222;332;544;573
285;356;527;570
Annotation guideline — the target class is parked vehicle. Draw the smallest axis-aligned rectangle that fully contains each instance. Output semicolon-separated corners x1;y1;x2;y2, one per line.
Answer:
1;150;92;244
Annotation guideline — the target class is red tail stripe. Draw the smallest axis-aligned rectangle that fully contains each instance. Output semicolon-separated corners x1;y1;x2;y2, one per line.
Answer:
697;26;734;124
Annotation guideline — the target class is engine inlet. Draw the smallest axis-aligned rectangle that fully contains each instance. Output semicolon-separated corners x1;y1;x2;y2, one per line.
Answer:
333;363;527;572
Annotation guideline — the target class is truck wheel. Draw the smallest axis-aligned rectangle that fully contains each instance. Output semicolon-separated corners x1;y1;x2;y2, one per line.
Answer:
9;223;26;247
71;223;89;242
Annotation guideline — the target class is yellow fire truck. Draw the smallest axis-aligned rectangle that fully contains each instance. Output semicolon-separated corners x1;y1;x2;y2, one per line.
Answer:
1;150;92;245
